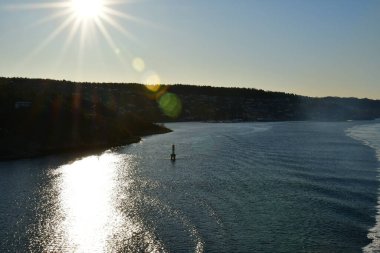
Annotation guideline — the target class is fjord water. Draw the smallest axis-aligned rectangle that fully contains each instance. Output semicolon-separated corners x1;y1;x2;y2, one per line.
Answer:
0;121;379;252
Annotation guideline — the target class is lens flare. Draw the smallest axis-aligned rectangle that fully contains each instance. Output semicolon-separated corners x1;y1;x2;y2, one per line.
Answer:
132;57;145;72
158;92;182;118
143;72;161;93
145;73;160;85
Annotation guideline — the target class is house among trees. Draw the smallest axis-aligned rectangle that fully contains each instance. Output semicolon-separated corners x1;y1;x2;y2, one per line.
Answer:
14;101;32;109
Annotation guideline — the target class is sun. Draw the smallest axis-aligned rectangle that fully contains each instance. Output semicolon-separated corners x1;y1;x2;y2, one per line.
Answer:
71;0;104;19
5;0;141;70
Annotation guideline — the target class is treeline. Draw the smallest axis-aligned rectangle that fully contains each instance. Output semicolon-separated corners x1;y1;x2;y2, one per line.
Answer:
169;84;380;121
1;77;380;124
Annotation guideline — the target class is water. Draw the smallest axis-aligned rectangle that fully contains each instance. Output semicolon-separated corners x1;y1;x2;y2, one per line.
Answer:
0;121;379;252
346;122;380;252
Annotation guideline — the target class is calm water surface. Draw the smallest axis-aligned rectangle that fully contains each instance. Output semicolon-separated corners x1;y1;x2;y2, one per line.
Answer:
1;121;380;252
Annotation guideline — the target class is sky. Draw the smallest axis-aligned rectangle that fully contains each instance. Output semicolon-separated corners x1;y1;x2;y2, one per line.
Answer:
0;0;379;99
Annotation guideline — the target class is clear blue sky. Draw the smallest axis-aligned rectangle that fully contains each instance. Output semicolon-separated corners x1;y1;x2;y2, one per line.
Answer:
0;0;379;99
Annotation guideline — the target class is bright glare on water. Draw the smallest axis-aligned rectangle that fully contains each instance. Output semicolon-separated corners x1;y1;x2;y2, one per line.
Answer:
56;154;127;252
0;121;380;252
25;153;165;252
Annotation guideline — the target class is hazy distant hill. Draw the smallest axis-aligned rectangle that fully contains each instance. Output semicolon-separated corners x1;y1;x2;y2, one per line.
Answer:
168;85;380;121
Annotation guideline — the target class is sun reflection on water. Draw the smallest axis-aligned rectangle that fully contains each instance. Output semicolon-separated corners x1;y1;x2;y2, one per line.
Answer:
43;152;166;252
58;153;122;252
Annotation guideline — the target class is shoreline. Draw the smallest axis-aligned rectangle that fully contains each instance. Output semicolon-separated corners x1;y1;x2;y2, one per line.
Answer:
0;137;139;162
0;128;172;162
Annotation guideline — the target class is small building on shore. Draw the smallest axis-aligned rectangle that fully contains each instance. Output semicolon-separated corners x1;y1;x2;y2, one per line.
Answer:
15;101;32;109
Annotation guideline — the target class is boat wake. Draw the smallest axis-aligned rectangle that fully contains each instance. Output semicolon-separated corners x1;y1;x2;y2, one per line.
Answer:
346;123;380;253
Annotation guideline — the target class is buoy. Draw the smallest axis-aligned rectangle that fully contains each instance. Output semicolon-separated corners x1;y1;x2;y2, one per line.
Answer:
170;144;176;161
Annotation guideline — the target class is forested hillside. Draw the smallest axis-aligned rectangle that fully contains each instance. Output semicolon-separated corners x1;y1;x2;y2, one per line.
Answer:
1;77;379;159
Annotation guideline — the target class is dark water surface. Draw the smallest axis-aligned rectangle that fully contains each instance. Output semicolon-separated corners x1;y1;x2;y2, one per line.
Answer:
1;121;380;252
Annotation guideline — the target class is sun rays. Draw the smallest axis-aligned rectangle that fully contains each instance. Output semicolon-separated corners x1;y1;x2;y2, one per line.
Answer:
4;0;138;69
2;0;182;116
